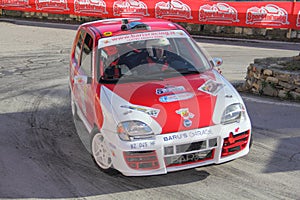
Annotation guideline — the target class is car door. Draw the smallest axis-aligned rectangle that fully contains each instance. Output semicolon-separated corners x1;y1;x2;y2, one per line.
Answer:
71;29;95;129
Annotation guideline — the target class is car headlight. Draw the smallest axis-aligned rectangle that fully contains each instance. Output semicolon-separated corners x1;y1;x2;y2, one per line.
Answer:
221;103;245;124
117;120;154;141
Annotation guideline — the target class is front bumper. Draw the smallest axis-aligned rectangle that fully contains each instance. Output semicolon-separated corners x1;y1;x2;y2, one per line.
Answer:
106;121;251;176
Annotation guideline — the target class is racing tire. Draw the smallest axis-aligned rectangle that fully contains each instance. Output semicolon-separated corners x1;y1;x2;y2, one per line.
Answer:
91;129;117;175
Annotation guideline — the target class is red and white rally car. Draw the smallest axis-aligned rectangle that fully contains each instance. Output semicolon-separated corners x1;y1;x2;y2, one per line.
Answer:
69;18;252;176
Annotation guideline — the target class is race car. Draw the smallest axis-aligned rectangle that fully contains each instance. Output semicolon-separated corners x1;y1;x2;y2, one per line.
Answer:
199;3;239;22
155;0;192;19
246;4;289;25
69;18;252;176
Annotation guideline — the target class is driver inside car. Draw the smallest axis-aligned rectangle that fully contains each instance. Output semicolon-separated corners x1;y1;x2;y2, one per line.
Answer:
103;45;131;79
142;38;171;71
103;45;121;79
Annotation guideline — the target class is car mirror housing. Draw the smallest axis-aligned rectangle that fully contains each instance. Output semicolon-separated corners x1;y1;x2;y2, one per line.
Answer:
212;57;223;67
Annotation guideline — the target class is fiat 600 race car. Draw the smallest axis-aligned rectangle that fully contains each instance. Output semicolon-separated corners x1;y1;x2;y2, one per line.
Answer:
69;18;252;176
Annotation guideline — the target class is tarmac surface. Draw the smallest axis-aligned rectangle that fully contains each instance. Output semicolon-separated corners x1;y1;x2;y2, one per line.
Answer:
0;20;300;200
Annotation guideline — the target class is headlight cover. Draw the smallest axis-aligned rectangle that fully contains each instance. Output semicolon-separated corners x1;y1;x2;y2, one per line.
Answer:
117;120;154;141
221;103;245;124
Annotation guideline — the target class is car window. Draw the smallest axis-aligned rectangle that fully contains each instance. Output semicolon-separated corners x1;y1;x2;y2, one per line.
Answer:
74;30;85;65
97;30;211;82
79;33;93;77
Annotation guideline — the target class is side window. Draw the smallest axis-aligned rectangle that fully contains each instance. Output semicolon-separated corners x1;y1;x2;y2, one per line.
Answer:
74;30;84;65
80;33;93;77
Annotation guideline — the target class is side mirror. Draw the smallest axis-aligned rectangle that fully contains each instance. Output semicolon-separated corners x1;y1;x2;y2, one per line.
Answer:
212;57;223;67
74;75;92;84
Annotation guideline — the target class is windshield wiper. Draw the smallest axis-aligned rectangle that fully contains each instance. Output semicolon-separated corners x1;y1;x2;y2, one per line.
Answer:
119;74;164;82
176;68;202;74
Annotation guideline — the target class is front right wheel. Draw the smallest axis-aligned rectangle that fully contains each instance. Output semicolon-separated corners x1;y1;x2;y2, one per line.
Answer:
91;131;114;171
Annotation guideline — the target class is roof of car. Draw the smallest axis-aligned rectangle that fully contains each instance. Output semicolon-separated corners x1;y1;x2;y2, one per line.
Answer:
81;18;183;38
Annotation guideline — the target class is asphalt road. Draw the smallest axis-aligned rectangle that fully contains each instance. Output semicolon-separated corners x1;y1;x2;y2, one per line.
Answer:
0;21;300;200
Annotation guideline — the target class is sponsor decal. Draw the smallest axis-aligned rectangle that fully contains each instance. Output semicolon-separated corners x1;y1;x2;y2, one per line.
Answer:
198;80;224;96
163;132;188;141
159;92;194;103
188;128;212;137
163;127;213;142
246;4;289;25
74;0;107;14
155;0;192;19
156;85;185;95
74;75;87;84
36;0;69;11
176;108;194;127
121;105;160;118
199;3;239;23
98;30;188;48
103;31;112;37
130;141;156;149
1;0;31;7
113;0;149;17
166;150;211;165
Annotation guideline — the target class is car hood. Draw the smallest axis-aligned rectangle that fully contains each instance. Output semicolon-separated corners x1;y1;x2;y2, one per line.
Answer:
100;70;236;134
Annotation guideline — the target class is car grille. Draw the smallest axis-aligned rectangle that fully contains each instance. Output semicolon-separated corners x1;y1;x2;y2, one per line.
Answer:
123;151;160;170
221;130;250;157
164;138;217;167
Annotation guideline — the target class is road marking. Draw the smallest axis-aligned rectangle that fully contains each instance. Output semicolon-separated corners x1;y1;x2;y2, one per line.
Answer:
242;95;300;108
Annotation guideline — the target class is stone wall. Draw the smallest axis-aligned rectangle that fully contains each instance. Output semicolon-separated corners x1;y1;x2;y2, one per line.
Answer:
239;56;300;101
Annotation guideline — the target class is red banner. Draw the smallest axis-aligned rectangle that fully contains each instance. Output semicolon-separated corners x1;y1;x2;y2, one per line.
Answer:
1;0;299;30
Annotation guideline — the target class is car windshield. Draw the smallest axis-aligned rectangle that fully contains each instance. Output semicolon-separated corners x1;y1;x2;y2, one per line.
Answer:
97;30;211;83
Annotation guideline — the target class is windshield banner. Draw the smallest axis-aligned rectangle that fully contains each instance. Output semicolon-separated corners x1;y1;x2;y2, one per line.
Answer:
1;0;300;30
98;30;187;48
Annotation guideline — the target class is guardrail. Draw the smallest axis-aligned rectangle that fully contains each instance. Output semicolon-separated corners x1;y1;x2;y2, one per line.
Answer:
1;0;300;30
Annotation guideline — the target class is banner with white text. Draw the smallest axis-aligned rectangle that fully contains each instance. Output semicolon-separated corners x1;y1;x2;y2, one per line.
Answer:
1;0;299;30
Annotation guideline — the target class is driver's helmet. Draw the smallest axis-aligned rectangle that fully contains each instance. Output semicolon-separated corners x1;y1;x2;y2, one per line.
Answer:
146;38;170;58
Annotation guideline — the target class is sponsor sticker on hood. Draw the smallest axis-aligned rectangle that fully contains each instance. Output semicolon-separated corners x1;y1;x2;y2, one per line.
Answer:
176;108;195;127
156;85;186;95
159;92;194;103
120;105;160;118
198;80;224;96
